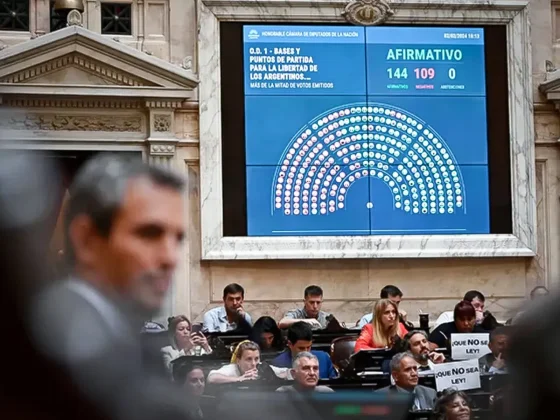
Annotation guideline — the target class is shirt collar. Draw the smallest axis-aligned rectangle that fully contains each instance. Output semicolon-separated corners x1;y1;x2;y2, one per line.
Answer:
217;306;229;321
303;308;320;319
396;385;416;394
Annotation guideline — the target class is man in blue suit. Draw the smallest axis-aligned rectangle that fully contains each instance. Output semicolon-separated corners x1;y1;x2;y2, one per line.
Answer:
271;321;337;379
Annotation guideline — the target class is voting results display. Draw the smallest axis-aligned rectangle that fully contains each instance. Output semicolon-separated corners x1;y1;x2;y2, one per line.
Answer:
243;25;489;236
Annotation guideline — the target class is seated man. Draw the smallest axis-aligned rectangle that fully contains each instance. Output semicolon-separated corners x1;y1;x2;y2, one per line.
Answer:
377;352;437;411
388;330;445;375
508;286;549;325
271;321;337;379
279;285;331;330
358;285;408;328
276;352;334;393
479;326;509;374
435;290;485;328
202;283;252;333
207;341;288;384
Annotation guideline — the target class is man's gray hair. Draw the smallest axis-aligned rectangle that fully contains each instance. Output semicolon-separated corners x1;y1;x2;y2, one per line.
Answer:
292;351;318;369
64;153;185;266
390;352;415;373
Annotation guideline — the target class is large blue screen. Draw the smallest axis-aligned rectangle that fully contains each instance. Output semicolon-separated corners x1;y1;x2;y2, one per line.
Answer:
243;26;489;236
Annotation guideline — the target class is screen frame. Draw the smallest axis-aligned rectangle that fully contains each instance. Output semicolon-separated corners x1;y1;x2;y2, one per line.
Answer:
199;0;536;260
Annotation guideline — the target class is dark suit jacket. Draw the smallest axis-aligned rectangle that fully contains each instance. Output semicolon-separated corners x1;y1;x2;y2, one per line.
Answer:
377;384;437;410
31;279;197;420
506;291;560;420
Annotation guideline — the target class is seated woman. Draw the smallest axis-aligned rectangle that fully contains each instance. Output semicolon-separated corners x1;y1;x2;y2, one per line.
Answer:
161;315;212;372
431;389;472;420
207;340;289;384
175;362;209;419
248;316;284;352
429;301;486;350
354;299;408;352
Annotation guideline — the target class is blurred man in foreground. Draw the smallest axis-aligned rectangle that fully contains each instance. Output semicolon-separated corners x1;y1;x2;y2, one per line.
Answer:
29;154;196;420
0;152;108;420
505;289;559;420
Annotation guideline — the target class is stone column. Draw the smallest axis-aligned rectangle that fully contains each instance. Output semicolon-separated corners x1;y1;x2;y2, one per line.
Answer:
145;100;181;323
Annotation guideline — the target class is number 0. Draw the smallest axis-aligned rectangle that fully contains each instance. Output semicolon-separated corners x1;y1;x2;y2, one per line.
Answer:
448;68;456;80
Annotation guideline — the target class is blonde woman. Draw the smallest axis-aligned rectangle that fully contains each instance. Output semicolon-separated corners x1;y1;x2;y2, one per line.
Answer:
354;299;408;351
207;340;289;384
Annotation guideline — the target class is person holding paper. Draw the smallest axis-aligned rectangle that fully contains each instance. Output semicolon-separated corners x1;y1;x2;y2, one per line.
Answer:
381;330;445;375
434;290;486;329
429;301;486;350
478;327;509;374
354;299;408;351
377;352;437;411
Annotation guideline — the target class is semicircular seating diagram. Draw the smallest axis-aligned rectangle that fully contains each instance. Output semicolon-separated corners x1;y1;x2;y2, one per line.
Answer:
272;103;466;217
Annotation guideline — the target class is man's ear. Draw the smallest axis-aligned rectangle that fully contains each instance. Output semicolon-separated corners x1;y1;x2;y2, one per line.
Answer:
68;214;101;267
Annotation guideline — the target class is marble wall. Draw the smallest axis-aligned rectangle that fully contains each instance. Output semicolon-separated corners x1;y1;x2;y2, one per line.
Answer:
1;0;558;325
175;0;558;325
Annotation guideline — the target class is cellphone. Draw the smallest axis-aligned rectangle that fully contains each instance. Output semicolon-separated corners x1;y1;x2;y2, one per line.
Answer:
191;324;203;334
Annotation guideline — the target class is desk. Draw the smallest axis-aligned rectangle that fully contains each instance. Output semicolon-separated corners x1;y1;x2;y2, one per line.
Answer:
171;351;283;382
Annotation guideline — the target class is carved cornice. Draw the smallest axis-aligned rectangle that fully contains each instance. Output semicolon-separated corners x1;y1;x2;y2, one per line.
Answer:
0;113;143;132
149;143;176;156
534;102;556;114
2;97;144;109
146;100;183;109
180;101;199;112
0;53;152;87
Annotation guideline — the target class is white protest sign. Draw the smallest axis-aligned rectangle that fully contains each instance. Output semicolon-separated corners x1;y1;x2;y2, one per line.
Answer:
451;333;491;360
433;358;481;392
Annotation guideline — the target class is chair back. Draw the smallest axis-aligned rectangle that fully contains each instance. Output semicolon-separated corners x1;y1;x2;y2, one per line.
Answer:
330;336;357;371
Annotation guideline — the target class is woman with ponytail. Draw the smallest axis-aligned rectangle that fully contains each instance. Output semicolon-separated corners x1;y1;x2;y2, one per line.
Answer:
207;341;289;384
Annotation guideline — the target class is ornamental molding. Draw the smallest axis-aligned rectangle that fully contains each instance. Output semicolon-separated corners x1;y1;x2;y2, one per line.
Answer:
342;0;395;26
0;26;198;100
149;143;176;156
0;113;143;132
1;97;144;109
0;53;151;87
